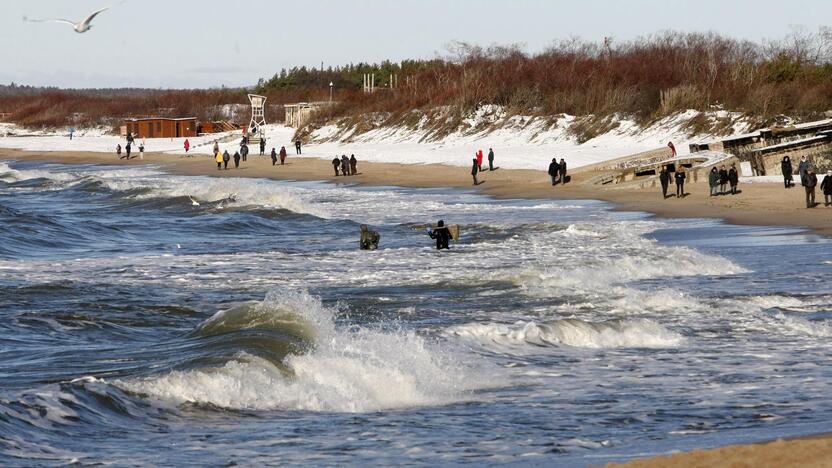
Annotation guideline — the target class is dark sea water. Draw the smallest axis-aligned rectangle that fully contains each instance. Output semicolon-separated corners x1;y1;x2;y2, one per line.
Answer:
1;160;831;467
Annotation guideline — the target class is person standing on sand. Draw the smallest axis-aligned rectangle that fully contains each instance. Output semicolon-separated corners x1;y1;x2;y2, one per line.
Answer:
350;154;358;175
295;139;302;155
476;150;483;172
259;138;266;156
139;140;145;160
341;155;350;176
233;151;241;169
803;167;818;208
116;144;122;159
471;158;480;185
487;148;495;171
659;165;672;198
675;168;686;198
718;165;729;195
213;141;220;155
548;158;560;186
279;146;287;165
240;144;249;162
222;150;230;170
270;148;278;166
798;156;810;184
708;167;719;196
184;139;190;153
728;163;739;195
559;158;567;184
332;157;341;176
821;170;832;206
781;156;794;188
125;142;132;160
215;151;223;170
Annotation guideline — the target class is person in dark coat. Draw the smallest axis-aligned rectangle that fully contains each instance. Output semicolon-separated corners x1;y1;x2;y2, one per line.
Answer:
259;138;266;156
803;168;818;208
718;165;729;194
487;148;495;171
821;170;832;206
359;224;380;250
559;158;567;184
548;158;560;186
233;151;241;169
295;139;302;155
341;155;350;176
270;148;278;166
222;150;230;170
240;144;249;162
728;163;739;195
279;146;287;165
798;156;810;185
781;156;793;188
708;167;719;196
332;157;341;176
116;144;122;159
428;220;452;250
675;168;686;198
659;165;672;198
471;158;479;185
350;154;358;174
125;142;132;159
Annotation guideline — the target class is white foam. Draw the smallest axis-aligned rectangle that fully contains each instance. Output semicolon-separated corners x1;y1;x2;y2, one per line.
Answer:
118;290;496;412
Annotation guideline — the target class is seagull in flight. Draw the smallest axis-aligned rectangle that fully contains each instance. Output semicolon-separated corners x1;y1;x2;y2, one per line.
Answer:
25;6;110;33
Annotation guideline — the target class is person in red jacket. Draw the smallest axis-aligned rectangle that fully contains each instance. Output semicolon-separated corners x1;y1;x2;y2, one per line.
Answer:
184;139;190;153
476;150;483;172
667;141;676;157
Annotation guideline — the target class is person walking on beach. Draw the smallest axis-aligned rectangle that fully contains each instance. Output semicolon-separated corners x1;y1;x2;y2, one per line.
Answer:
213;141;220;155
728;163;739;195
125;142;132;160
240;144;249;163
675;168;686;198
341;155;350;176
559;158;568;184
116;144;122;159
659;165;672;198
233;151;241;169
708;167;719;196
259;138;266;156
718;165;729;194
471;158;480;185
139;140;145;160
803;167;818;208
332;156;341;176
270;148;278;166
782;156;794;188
476;150;483;172
798;156;810;184
487;148;495;171
295;139;302;155
428;220;452;250
184;139;190;153
548;158;560;186
350;154;358;175
215;151;223;170
279;146;287;165
821;170;832;206
222;150;230;170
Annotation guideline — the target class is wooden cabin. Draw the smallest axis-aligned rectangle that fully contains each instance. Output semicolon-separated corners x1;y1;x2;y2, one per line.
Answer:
122;117;198;138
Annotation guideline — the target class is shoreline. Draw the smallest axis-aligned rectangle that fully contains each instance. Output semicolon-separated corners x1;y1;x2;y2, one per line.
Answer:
3;148;832;464
2;147;830;238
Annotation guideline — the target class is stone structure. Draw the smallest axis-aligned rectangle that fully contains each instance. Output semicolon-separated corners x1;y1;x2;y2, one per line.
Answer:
690;119;832;175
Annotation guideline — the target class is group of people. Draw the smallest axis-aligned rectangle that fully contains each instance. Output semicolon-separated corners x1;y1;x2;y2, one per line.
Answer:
658;165;689;198
470;148;496;185
547;158;568;186
115;132;145;160
212;136;289;170
332;154;358;176
787;156;832;208
707;163;740;196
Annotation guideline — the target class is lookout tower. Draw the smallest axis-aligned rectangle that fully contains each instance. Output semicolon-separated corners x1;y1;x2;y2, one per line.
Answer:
247;94;267;143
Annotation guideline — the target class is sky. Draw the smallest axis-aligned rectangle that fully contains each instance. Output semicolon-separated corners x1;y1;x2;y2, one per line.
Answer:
2;0;831;89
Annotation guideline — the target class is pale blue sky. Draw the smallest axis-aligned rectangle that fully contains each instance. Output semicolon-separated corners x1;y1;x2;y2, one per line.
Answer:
2;0;830;88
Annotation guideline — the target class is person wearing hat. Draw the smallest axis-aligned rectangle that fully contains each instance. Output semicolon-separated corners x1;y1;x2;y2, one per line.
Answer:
821;170;832;206
802;167;818;208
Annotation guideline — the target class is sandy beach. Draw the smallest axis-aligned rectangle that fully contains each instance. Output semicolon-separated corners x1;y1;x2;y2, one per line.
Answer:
2;147;830;237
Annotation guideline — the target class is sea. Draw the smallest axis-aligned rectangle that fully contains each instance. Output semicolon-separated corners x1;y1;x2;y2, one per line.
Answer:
1;160;831;467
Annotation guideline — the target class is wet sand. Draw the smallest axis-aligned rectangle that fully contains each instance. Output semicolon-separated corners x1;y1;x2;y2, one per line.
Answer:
3;147;830;237
2;147;832;465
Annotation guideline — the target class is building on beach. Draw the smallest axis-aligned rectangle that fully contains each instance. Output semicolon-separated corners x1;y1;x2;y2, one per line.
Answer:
283;102;336;128
121;117;198;138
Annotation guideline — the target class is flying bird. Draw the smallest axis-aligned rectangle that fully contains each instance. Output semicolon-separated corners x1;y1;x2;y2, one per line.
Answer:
25;6;110;33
